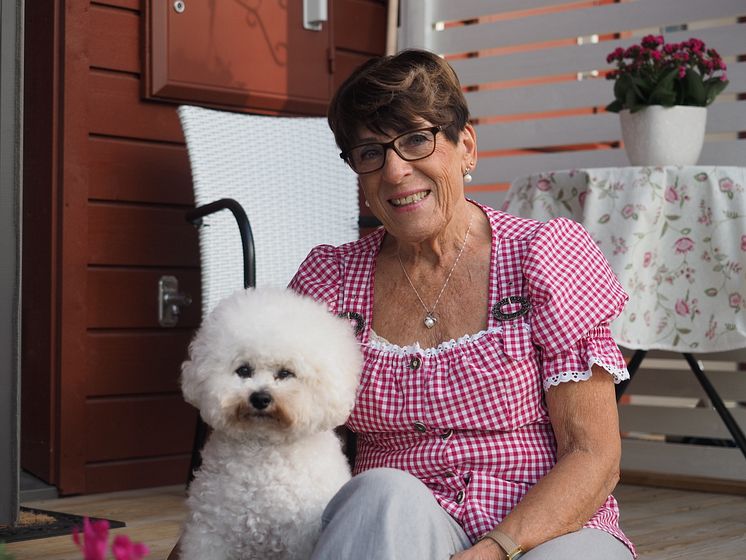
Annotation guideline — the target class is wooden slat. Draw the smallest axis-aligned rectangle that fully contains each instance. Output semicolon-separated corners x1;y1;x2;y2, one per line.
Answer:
334;0;386;54
432;0;572;23
466;62;746;119
620;405;746;439
87;268;201;329
88;136;193;205
90;3;140;73
432;0;746;55
477;139;746;185
621;439;746;481
625;368;746;401
88;203;200;266
86;396;195;462
89;71;184;142
475;101;746;151
85;456;191;494
87;331;192;396
451;25;746;86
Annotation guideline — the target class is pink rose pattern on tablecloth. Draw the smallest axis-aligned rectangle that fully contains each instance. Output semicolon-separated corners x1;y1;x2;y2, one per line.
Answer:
504;167;746;352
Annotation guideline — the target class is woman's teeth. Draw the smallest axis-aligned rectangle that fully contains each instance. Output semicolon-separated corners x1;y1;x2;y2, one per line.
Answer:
390;191;428;206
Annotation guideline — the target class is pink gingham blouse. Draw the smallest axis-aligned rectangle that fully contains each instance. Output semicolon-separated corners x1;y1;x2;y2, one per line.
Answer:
289;202;636;556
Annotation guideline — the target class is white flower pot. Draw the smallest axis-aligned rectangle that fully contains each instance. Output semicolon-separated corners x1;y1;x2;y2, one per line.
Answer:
619;105;707;166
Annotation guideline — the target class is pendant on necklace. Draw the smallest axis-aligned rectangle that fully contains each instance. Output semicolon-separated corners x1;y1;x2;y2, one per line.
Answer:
424;314;437;329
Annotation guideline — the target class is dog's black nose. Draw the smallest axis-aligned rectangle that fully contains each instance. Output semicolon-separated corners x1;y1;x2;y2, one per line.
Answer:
249;391;272;410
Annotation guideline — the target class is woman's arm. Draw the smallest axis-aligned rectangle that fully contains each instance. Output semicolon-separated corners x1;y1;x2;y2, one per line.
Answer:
454;364;621;559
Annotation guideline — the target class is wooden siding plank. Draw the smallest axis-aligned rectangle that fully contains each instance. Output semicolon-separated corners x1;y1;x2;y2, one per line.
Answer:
86;396;195;462
90;4;140;73
89;71;184;142
475;101;746;151
477;140;746;186
334;0;386;54
625;369;746;401
433;0;746;55
84;456;191;494
87;331;191;396
87;268;201;329
88;203;200;267
466;62;746;119
621;439;746;482
620;405;746;439
88;136;193;205
451;25;745;86
432;0;571;23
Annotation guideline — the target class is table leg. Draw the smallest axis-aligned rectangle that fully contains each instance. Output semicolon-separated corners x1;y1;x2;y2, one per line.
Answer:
615;349;647;402
682;353;746;460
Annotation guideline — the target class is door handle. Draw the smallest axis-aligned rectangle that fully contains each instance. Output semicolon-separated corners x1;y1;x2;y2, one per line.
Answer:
158;275;192;327
303;0;327;31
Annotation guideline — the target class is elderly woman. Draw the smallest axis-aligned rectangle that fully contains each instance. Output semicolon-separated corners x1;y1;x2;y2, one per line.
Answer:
288;49;636;560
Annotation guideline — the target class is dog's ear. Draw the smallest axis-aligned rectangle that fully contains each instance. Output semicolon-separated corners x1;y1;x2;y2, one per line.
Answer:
180;358;204;409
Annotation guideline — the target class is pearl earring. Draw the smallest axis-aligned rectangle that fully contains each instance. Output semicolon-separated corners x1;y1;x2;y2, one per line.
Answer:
463;168;473;184
364;199;370;208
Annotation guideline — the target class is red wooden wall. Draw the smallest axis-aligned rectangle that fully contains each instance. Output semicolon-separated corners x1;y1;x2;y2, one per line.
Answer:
22;0;385;495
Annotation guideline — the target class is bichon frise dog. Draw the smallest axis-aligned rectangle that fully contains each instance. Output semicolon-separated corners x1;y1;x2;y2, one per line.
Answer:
179;288;362;560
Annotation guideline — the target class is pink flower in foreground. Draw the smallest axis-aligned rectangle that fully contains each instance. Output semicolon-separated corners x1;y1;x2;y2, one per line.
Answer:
675;299;690;316
730;293;743;310
719;178;734;193
112;534;150;560
621;204;634;218
674;237;695;254
73;518;109;560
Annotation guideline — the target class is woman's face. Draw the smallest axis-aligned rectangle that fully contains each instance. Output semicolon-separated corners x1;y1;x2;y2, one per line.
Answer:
355;121;477;244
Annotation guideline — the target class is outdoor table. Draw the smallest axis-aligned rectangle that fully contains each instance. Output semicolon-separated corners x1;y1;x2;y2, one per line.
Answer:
503;166;746;457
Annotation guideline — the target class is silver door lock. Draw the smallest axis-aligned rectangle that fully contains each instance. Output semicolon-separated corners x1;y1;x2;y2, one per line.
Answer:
159;275;192;327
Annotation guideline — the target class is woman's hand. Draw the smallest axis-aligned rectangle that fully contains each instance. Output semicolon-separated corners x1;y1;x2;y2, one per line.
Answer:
450;538;505;560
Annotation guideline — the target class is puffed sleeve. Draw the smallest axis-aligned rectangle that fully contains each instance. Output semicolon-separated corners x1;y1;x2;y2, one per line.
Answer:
523;218;630;389
288;244;343;314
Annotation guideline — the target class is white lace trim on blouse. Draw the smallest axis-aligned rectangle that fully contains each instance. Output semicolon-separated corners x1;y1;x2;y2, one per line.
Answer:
543;357;630;391
367;325;528;357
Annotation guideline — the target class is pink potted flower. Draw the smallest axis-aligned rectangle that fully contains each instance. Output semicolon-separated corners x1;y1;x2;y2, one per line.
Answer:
605;36;728;166
72;518;149;560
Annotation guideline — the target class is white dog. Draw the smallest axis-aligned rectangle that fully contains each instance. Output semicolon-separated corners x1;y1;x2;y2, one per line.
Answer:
179;288;361;560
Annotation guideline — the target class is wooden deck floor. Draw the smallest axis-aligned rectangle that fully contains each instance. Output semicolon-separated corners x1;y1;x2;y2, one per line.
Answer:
5;483;746;559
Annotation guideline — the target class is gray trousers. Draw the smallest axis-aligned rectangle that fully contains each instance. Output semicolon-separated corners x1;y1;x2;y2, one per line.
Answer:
310;468;634;560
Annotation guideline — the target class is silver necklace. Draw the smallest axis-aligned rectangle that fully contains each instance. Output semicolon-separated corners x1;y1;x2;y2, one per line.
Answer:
397;214;473;329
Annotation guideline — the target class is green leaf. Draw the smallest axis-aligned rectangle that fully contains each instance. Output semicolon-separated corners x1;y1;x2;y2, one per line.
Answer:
648;68;679;106
681;228;691;234
677;328;692;334
605;99;624;113
704;78;728;105
683;68;706;106
704;288;719;297
665;215;680;221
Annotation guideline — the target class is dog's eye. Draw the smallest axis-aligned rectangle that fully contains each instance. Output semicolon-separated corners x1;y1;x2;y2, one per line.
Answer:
275;369;295;381
235;364;254;378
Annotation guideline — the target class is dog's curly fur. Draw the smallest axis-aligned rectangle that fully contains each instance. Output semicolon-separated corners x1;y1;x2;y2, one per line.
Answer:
179;288;361;560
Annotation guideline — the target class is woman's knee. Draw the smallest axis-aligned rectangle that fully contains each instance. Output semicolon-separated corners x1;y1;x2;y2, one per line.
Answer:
323;468;435;523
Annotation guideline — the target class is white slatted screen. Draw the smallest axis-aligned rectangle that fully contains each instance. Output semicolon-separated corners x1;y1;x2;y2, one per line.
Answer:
400;0;746;489
400;0;746;210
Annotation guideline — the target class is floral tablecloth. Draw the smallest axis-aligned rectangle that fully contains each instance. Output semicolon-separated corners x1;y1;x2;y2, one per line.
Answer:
503;166;746;353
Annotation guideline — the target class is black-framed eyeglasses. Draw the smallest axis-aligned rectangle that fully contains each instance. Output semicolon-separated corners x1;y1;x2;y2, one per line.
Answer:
340;125;450;175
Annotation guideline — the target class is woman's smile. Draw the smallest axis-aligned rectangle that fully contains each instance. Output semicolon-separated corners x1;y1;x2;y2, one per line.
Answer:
389;190;431;208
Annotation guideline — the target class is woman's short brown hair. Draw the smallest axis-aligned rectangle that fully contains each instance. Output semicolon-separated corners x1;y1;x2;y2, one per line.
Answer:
327;49;470;156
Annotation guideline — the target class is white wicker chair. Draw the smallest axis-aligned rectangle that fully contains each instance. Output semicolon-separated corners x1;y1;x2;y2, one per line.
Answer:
178;105;360;316
177;105;360;479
